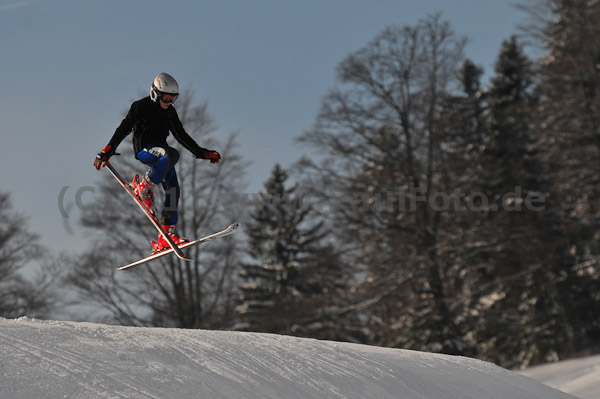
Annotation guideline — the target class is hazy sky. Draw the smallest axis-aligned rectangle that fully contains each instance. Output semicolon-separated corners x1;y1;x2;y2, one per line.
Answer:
1;0;527;255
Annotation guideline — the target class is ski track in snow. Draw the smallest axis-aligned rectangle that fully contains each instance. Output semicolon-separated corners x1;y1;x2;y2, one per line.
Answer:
0;317;579;399
0;321;162;398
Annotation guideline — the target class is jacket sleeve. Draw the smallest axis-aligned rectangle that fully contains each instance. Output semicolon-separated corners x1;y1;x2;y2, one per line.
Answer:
107;103;137;150
168;108;209;158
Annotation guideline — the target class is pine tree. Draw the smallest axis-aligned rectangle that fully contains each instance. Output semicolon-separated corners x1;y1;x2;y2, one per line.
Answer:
525;0;600;359
455;36;579;367
237;164;350;339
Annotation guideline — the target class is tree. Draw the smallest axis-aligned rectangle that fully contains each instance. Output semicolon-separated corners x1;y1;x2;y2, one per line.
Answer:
520;0;600;218
459;36;568;367
237;164;353;340
0;193;58;318
299;14;469;352
66;93;246;328
519;0;600;361
294;4;600;367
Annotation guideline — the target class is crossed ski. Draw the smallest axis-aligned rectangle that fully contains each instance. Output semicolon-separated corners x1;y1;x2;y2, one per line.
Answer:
117;223;240;270
105;161;240;270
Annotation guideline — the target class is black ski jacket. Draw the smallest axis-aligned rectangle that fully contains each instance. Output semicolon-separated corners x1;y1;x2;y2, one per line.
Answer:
107;96;209;158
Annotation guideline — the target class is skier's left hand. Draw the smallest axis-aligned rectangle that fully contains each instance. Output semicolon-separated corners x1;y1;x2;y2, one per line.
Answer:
205;150;221;164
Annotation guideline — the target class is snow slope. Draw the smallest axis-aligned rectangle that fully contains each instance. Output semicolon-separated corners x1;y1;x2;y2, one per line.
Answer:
0;317;576;399
521;354;600;399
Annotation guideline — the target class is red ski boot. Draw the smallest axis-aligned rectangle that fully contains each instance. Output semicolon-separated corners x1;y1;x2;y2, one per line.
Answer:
151;225;189;252
132;174;157;217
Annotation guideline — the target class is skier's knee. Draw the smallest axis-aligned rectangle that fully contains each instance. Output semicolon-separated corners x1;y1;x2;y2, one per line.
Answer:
165;147;180;165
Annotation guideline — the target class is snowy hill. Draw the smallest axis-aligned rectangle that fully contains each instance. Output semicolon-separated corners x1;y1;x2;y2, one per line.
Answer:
521;353;600;399
0;318;576;399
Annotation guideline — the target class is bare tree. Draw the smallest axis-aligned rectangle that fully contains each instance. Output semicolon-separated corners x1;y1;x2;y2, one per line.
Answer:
298;14;467;352
0;193;59;318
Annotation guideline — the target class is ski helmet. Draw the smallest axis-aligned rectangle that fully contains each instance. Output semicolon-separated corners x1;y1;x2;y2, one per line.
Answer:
150;73;179;103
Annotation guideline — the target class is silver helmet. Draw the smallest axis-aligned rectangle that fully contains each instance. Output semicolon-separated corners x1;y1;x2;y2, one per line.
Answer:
150;73;179;103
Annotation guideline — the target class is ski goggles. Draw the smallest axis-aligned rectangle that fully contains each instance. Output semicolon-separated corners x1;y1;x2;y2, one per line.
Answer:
158;92;178;104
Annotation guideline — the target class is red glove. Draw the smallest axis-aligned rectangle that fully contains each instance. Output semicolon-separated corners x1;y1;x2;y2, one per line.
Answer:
93;145;114;170
206;150;221;164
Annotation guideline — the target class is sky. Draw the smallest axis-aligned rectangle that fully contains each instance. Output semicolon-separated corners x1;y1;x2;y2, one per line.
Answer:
0;0;528;255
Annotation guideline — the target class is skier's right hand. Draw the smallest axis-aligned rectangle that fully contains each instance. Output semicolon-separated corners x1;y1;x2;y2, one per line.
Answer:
93;145;115;170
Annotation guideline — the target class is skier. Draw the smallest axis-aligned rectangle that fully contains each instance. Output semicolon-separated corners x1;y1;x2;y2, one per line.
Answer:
93;72;221;251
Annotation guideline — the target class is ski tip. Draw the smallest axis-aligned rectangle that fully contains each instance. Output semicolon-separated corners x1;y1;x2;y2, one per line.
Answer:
229;222;241;231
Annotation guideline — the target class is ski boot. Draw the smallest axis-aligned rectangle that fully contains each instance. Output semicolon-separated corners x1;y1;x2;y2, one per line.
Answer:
132;174;157;217
151;225;189;252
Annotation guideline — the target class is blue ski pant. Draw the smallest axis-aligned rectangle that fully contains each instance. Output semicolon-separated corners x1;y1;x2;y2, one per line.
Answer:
136;146;180;226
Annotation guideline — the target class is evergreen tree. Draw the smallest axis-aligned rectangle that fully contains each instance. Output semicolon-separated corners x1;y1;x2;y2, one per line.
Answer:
453;36;579;367
237;164;351;340
525;0;600;359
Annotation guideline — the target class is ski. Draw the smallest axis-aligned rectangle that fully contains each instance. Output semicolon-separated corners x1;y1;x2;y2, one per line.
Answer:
117;223;241;270
105;161;190;261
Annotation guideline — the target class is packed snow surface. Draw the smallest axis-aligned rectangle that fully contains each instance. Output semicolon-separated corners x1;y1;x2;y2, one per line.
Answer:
0;317;576;399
